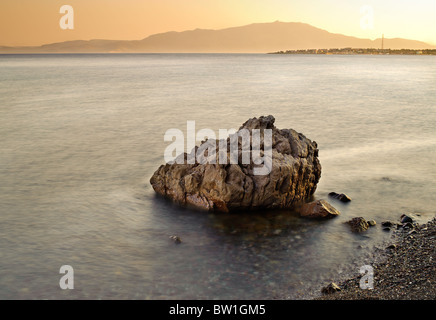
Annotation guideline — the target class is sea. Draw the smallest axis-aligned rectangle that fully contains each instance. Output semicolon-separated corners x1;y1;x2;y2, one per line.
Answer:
0;53;435;299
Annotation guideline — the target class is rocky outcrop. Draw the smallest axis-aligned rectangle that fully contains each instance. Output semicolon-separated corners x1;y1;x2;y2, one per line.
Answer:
299;199;340;219
150;115;321;212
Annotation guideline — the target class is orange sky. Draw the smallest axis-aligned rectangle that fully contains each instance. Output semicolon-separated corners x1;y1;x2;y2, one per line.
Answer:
1;0;435;46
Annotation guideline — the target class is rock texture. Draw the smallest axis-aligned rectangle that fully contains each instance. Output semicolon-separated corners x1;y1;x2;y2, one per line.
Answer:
299;199;340;219
346;217;369;232
150;115;321;212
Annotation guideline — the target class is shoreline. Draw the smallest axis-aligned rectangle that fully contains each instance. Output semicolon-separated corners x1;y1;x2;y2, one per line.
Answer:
270;48;436;55
316;217;435;300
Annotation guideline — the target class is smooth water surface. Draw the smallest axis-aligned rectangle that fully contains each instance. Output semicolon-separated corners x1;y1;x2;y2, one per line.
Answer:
0;54;435;299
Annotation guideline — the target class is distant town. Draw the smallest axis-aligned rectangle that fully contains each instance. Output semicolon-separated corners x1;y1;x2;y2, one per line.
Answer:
270;48;436;55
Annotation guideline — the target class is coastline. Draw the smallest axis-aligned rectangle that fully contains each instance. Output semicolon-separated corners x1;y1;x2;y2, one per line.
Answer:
316;217;435;300
270;48;436;55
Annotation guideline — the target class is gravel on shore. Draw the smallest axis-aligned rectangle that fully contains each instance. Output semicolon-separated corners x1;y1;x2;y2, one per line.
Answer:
318;218;436;300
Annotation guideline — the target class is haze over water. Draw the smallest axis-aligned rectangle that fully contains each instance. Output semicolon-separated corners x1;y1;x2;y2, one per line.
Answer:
0;54;435;299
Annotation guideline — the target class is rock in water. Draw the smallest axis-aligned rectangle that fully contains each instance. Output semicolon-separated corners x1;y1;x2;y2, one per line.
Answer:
400;214;415;224
169;235;182;244
346;217;369;232
150;115;321;212
367;220;377;227
299;199;340;219
328;192;351;203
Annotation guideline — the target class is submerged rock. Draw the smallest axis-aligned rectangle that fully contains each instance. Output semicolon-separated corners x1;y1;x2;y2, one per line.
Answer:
150;116;321;212
328;192;352;203
346;217;369;232
169;235;182;244
381;221;396;228
299;199;340;219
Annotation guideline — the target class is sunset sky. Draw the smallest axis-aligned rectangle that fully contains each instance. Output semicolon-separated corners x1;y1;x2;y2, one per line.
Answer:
1;0;435;46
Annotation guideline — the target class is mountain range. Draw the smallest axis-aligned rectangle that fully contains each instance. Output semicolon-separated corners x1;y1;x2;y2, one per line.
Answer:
1;21;434;53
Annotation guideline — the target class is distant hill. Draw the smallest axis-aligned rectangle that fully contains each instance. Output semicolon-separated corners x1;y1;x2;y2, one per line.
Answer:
1;21;434;53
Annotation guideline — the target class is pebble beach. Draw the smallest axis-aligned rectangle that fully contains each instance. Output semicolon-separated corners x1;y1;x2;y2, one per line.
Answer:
318;218;436;300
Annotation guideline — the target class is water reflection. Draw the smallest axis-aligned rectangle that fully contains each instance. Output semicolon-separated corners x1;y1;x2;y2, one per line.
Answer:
147;193;359;299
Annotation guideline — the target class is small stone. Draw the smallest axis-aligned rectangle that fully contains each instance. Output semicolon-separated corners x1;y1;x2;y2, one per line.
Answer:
169;235;182;244
346;217;369;232
328;192;352;203
381;221;394;227
321;282;341;294
299;199;340;219
387;244;397;250
400;214;415;224
402;222;414;229
367;220;377;227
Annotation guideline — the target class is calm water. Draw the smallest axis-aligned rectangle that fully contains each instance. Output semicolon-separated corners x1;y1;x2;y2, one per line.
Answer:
0;54;435;299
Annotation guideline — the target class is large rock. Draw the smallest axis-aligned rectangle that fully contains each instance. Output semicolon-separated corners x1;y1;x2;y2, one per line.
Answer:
299;199;340;219
150;115;321;212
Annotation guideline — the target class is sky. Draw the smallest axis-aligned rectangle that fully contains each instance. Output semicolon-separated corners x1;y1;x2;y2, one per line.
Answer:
1;0;435;46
